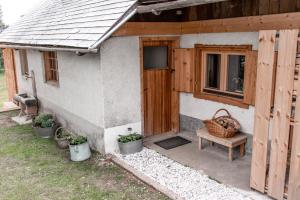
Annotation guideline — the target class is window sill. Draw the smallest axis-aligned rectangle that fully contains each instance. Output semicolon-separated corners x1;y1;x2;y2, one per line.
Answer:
45;81;59;87
194;92;249;109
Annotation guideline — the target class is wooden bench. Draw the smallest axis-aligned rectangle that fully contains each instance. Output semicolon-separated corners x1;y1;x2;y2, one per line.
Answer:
197;128;247;161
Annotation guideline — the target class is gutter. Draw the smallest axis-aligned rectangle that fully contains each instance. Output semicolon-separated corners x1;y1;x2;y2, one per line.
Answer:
0;44;98;53
89;5;137;49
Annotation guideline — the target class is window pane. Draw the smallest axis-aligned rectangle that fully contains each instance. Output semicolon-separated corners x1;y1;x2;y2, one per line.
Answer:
143;46;168;69
206;54;221;89
227;55;245;93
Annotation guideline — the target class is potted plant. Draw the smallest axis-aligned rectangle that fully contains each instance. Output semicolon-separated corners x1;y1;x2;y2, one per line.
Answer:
68;135;91;162
33;113;57;138
54;127;70;149
118;133;143;155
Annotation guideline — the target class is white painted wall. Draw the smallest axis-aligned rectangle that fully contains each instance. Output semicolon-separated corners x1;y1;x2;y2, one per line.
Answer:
14;49;105;152
100;36;142;153
179;32;259;134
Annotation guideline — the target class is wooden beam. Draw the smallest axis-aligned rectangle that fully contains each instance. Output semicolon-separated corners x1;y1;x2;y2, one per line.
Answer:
268;29;299;200
137;0;228;14
288;44;300;200
250;30;276;193
113;12;300;36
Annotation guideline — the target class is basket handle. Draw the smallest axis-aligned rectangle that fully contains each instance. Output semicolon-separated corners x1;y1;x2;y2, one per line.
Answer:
212;109;231;119
55;127;63;137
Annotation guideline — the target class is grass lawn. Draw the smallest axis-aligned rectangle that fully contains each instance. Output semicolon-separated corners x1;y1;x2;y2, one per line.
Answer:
0;111;169;200
0;71;8;108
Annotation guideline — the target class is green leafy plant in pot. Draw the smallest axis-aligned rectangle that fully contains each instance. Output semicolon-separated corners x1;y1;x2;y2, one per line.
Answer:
54;127;71;149
118;131;143;155
68;135;91;162
33;113;57;138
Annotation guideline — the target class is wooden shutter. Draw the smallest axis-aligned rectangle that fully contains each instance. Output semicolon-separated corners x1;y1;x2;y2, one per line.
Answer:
174;48;194;93
244;50;258;105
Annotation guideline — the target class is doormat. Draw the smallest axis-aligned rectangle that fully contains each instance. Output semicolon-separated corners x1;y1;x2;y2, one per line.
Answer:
154;136;191;150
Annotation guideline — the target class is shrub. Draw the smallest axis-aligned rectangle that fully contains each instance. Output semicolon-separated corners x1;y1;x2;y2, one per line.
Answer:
118;133;142;143
33;114;55;128
68;135;87;145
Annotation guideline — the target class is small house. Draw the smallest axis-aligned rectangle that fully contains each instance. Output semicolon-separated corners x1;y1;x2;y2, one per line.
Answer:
0;0;300;199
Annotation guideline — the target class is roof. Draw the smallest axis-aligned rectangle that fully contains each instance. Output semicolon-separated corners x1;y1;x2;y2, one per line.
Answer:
0;0;137;52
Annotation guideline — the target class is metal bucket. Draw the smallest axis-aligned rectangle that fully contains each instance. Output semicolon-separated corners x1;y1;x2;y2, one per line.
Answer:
69;142;91;162
33;126;56;139
118;139;143;155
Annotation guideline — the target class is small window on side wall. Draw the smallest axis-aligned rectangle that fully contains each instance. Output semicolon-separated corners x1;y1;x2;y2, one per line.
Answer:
19;49;29;76
194;45;257;108
43;51;59;85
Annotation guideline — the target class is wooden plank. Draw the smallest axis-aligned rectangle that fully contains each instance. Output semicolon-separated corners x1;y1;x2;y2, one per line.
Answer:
174;48;194;93
244;50;258;106
259;0;270;15
288;49;300;199
250;30;276;193
114;12;300;36
2;48;18;101
268;29;299;200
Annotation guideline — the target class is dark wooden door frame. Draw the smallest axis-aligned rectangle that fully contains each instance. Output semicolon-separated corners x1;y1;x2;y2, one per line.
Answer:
140;36;180;136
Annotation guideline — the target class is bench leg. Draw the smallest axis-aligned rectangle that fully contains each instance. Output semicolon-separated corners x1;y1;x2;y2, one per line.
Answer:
240;143;245;157
198;138;203;150
229;147;233;161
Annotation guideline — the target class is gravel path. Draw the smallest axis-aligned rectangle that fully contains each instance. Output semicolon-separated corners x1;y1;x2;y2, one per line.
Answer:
116;148;269;200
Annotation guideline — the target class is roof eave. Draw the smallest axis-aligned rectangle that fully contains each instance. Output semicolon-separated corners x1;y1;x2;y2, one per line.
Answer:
0;43;99;53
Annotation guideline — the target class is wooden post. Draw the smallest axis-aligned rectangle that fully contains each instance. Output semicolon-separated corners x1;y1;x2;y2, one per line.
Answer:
250;30;276;193
288;43;300;200
268;29;299;200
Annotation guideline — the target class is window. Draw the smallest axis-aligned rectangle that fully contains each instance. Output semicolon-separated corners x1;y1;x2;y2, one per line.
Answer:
19;49;28;75
194;45;255;108
143;46;168;69
43;51;59;84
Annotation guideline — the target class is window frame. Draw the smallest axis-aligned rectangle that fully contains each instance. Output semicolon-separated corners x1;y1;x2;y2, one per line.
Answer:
19;49;29;76
194;44;252;108
43;51;59;86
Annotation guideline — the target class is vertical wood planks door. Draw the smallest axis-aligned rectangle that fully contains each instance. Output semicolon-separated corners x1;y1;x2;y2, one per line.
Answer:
250;30;276;193
2;48;18;101
268;29;299;200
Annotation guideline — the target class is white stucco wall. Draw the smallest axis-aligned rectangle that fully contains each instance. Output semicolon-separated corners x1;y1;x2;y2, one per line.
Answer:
179;32;259;134
100;36;142;153
14;49;105;152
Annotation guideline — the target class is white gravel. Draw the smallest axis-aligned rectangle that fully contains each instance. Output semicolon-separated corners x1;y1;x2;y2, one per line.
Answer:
116;148;269;200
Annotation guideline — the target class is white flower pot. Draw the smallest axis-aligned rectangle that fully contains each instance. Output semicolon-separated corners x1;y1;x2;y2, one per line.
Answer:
69;142;91;162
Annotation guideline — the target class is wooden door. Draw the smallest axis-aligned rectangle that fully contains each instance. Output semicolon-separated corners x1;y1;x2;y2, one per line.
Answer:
2;48;18;101
141;38;178;137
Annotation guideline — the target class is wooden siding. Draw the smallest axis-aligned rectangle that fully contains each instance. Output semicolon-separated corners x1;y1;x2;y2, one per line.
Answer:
115;12;300;36
131;0;300;22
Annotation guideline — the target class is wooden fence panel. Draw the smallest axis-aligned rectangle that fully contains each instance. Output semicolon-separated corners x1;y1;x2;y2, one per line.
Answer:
250;30;276;193
288;43;300;200
268;29;299;200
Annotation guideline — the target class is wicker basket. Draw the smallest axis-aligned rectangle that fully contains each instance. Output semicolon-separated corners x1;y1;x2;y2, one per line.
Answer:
204;109;241;138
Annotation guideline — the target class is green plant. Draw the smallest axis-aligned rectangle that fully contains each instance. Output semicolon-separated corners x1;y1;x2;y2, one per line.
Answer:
56;128;70;139
68;135;87;145
33;114;55;128
118;133;142;143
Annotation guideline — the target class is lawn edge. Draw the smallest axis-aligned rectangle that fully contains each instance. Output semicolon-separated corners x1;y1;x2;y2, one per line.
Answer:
111;155;183;200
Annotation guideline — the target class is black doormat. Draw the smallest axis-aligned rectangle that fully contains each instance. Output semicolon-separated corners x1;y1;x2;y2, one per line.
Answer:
154;136;191;150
